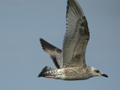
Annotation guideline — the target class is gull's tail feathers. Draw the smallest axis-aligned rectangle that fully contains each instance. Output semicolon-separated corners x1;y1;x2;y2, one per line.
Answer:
38;66;54;77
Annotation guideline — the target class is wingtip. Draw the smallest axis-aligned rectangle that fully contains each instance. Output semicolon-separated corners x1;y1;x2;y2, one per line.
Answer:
39;38;45;45
66;0;85;17
39;38;43;41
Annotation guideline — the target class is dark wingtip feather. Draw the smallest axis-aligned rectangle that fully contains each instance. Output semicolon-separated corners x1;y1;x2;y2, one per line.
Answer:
39;38;48;51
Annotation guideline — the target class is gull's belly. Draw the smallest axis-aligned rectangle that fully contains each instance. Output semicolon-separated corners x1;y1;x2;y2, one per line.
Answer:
54;67;92;80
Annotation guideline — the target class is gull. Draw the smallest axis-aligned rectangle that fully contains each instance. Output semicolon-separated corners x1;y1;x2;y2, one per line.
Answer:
38;0;108;80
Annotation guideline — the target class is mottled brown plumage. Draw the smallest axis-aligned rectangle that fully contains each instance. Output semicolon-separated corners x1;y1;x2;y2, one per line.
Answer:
38;0;108;80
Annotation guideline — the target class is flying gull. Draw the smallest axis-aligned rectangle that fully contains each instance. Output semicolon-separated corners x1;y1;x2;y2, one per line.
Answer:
38;0;108;80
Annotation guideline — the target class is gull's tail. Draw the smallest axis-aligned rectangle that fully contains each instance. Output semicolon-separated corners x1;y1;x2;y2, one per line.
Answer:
38;66;54;77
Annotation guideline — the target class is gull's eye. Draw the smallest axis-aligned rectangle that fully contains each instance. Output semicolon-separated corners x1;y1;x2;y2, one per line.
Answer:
95;70;100;73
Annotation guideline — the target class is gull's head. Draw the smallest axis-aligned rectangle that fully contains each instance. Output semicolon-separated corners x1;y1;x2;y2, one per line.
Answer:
91;67;108;78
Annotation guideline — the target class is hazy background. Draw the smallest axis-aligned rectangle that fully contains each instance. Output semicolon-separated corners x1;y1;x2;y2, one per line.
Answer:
0;0;120;90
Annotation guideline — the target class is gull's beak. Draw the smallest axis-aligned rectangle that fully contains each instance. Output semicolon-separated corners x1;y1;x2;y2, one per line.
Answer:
101;73;108;78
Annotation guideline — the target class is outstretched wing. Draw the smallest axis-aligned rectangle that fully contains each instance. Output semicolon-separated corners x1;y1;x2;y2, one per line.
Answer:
40;38;63;68
62;0;89;68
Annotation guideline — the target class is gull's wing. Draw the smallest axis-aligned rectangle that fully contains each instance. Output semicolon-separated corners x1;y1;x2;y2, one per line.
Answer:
40;38;63;68
62;0;89;68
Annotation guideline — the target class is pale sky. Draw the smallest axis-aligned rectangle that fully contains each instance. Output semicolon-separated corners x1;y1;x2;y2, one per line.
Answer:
0;0;120;90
